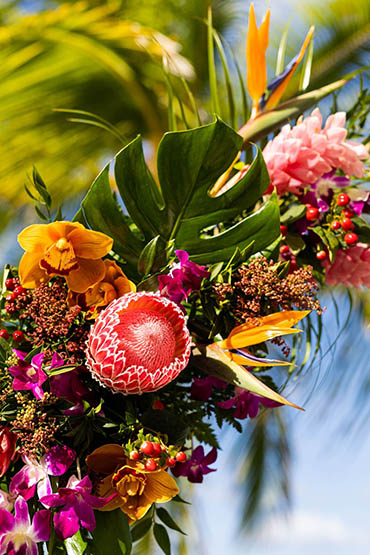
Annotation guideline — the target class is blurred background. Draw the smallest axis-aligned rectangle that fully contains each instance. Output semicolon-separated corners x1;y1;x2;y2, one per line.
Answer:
1;0;370;553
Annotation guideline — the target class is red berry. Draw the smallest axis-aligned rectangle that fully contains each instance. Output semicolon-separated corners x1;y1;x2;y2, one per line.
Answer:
344;232;358;245
140;441;154;455
130;450;140;461
13;330;24;342
306;206;319;221
145;459;157;471
5;278;15;291
176;451;186;463
6;293;16;302
341;218;354;231
166;457;177;468
280;225;288;236
331;220;341;230
279;245;290;254
0;329;9;340
13;286;26;296
152;443;162;457
337;193;350;207
5;304;15;314
153;400;164;411
342;208;354;219
316;250;327;261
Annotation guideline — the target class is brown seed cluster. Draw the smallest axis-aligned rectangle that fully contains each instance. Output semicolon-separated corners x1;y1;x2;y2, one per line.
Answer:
10;394;59;456
19;279;88;363
213;256;322;324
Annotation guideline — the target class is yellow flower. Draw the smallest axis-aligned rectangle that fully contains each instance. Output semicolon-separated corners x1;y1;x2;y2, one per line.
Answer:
68;259;136;316
86;444;179;524
18;221;113;293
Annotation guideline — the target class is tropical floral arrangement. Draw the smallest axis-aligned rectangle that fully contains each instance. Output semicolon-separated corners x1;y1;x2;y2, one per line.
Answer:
0;5;369;555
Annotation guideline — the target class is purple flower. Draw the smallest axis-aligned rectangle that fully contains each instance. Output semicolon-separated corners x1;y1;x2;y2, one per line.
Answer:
0;496;50;554
10;445;76;501
172;446;217;483
40;475;108;540
8;351;48;400
50;365;91;415
190;376;227;401
217;387;281;419
158;250;210;305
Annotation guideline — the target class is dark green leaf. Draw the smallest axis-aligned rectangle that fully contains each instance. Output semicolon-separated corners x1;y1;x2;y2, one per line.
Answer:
352;216;370;243
153;523;171;555
280;204;307;224
285;232;306;254
156;508;186;535
90;510;132;555
78;164;144;280
131;517;153;542
172;495;191;505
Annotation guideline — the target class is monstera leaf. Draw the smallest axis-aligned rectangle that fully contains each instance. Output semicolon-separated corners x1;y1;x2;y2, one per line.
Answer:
77;118;280;278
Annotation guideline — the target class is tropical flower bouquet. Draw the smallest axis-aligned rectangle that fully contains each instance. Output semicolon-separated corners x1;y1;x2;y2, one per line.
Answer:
0;5;369;554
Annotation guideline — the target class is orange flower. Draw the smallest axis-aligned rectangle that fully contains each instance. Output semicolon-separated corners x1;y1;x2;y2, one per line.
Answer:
18;222;113;293
68;259;136;315
86;444;179;524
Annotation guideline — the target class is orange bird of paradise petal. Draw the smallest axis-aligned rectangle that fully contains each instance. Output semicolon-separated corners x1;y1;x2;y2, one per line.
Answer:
216;310;310;351
246;4;270;118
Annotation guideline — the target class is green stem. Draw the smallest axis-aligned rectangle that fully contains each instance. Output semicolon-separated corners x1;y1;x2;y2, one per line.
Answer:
48;526;56;555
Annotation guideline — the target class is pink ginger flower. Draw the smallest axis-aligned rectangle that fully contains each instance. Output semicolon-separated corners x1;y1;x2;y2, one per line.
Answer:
263;108;368;195
86;292;191;394
323;243;370;289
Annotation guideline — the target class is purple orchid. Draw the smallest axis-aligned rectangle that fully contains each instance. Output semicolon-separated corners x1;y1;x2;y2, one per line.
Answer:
190;376;227;401
40;475;109;540
172;446;217;483
50;368;91;415
0;496;50;554
158;250;210;305
10;445;76;501
8;351;48;400
217;387;281;419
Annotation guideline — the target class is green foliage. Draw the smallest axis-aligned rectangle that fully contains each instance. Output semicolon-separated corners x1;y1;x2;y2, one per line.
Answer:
89;510;132;555
77;118;279;279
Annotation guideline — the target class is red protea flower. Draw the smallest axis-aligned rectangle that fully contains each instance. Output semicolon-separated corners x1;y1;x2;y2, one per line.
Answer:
86;292;191;394
0;427;17;477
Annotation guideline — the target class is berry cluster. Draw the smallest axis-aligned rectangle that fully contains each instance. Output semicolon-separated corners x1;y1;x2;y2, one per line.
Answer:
329;193;358;246
2;277;30;316
124;432;187;472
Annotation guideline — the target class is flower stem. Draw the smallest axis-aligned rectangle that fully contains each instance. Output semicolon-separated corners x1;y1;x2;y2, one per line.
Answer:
48;526;56;555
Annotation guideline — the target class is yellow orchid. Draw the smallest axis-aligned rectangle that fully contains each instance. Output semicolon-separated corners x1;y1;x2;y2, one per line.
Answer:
18;221;113;293
86;444;179;524
68;259;136;316
246;3;314;118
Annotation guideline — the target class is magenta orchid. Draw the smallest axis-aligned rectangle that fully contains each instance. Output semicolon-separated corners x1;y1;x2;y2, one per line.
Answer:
190;376;227;401
8;351;48;400
172;445;217;483
10;445;76;501
217;387;281;419
50;367;91;415
40;475;109;540
158;250;210;305
0;496;50;555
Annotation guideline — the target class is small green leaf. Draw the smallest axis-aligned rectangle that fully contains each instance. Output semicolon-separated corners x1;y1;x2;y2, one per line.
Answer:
64;530;87;555
275;23;290;75
207;7;220;115
131;518;153;542
153;523;171;555
280;204;306;224
299;36;314;91
285;232;306;254
157;508;186;535
172;495;191;505
90;510;132;555
137;236;165;276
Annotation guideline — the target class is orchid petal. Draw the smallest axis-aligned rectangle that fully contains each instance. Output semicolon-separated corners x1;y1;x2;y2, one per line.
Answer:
14;497;31;527
32;510;51;542
54;508;80;540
